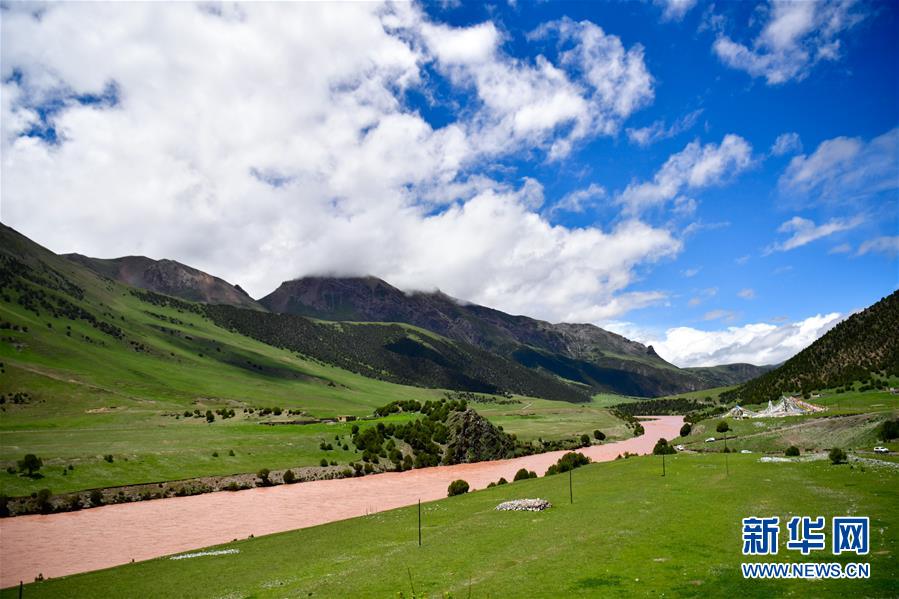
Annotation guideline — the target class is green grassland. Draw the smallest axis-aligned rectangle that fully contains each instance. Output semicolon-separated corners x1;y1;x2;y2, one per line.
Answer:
475;395;632;442
5;452;896;598
678;390;898;454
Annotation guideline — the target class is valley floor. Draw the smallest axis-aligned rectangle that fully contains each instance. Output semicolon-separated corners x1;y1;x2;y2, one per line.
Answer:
0;417;683;588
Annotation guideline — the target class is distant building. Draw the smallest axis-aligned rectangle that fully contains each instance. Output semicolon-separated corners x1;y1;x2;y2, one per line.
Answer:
337;415;356;422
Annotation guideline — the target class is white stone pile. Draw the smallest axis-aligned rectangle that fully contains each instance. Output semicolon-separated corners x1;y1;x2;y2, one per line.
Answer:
495;498;552;512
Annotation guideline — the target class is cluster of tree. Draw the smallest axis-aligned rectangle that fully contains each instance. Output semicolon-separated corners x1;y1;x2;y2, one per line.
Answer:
611;397;707;417
722;291;899;405
443;390;520;405
879;418;899;441
0;392;32;405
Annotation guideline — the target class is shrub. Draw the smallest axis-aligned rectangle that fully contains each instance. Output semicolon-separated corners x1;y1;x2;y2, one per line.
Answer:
89;489;103;506
0;494;8;517
17;453;42;476
579;433;591;447
716;421;730;434
829;447;847;465
320;458;329;467
496;477;508;485
5;466;15;475
593;430;605;441
785;445;800;457
212;451;219;457
513;468;531;482
257;468;271;486
35;488;53;514
679;423;692;437
103;454;114;463
206;410;214;423
878;418;899;441
447;479;469;497
228;449;235;456
633;422;644;437
283;469;296;484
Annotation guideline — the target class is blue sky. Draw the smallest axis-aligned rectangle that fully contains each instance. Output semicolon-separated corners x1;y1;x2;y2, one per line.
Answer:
1;1;897;366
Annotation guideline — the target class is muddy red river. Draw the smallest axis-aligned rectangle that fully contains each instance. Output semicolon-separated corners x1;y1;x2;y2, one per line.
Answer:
0;415;682;587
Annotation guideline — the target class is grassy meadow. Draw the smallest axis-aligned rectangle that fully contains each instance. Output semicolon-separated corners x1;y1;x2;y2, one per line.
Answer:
4;452;896;598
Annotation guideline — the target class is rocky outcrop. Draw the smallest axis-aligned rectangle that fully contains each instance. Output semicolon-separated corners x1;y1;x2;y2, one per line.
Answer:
443;409;516;464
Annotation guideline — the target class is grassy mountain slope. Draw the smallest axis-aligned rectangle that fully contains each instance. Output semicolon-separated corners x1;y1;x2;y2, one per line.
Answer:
260;276;752;397
723;291;899;404
685;363;775;388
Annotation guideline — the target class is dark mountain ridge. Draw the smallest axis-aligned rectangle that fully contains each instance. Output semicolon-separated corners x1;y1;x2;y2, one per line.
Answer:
259;276;766;396
64;253;263;311
723;290;899;404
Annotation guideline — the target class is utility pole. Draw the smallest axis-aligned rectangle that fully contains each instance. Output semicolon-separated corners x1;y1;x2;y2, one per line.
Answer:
569;468;573;504
417;498;421;546
725;435;729;477
662;452;666;477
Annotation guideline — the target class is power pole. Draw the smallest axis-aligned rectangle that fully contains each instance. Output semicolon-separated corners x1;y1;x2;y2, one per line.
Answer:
662;452;666;477
569;468;573;504
417;498;421;546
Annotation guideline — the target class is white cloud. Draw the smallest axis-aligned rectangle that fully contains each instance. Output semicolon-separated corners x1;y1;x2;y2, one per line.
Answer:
0;2;676;325
766;216;863;253
549;183;607;215
642;312;845;367
779;128;899;201
618;134;753;213
682;267;700;278
626;108;703;147
770;132;802;156
704;309;738;322
857;236;899;259
713;0;867;84
737;288;755;299
828;243;852;254
654;0;698;22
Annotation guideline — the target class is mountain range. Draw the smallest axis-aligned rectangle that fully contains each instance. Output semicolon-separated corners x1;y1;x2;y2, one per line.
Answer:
0;222;777;401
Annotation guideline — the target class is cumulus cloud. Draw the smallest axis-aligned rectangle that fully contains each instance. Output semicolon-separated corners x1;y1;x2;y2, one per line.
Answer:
779;128;899;201
713;0;867;84
625;108;703;147
618;134;753;213
766;216;864;253
654;0;698;22
857;236;899;259
737;288;755;299
0;2;676;324
770;132;802;156
643;312;845;366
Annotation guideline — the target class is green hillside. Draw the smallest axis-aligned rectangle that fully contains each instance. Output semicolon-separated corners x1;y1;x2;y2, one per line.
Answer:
722;291;899;405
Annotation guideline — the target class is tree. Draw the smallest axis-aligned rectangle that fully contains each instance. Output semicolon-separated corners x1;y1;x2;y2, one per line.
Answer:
447;479;469;496
785;445;800;457
206;410;215;423
716;421;730;452
878;418;899;441
593;430;605;441
829;447;847;465
679;423;692;437
319;458;329;467
89;489;103;507
653;438;676;455
580;433;591;447
282;469;296;484
18;454;42;477
633;422;645;437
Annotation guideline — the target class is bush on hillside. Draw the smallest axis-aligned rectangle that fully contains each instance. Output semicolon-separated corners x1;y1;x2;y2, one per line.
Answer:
679;423;692;437
545;452;590;476
785;445;800;457
17;453;42;477
447;479;469;497
35;488;52;514
513;468;531;482
89;489;103;506
593;430;605;441
716;421;730;434
282;469;296;484
257;468;271;486
580;433;591;447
